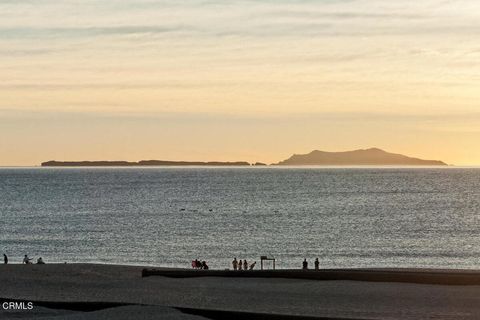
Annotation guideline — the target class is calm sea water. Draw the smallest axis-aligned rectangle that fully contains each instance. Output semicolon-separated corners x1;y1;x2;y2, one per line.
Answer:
0;167;479;269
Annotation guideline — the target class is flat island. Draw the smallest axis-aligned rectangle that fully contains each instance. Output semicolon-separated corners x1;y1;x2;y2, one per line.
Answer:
41;160;251;167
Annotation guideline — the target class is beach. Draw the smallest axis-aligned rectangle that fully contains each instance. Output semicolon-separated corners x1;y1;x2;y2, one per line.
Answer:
1;264;480;319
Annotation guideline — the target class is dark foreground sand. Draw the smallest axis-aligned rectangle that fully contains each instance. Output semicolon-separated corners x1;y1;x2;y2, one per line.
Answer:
1;264;480;319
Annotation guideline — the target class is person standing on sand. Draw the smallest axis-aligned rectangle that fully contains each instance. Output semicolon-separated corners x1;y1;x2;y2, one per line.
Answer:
314;258;319;270
238;259;243;271
243;259;248;270
232;258;238;270
3;253;7;264
302;258;308;270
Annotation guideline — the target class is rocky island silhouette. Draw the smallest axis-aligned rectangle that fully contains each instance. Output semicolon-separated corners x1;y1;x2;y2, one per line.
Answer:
275;148;447;166
41;148;447;167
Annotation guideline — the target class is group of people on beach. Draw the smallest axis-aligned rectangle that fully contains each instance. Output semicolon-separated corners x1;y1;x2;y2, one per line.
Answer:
24;254;45;264
191;259;209;270
232;258;256;270
302;258;320;270
4;253;317;270
2;253;45;265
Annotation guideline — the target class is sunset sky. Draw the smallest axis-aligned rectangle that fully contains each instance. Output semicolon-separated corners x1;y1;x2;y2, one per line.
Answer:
1;0;480;166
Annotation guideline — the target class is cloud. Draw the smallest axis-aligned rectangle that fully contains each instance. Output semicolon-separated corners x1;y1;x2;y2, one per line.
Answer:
3;107;480;123
1;0;479;39
1;0;480;112
0;26;186;39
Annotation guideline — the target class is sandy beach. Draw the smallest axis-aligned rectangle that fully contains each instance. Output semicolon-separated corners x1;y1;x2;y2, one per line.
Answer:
1;264;480;319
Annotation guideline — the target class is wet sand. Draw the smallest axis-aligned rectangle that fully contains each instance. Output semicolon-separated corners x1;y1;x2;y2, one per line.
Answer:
1;264;480;319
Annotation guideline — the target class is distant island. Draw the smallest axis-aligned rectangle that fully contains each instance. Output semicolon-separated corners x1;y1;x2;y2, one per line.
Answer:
275;148;447;166
41;160;251;167
41;148;447;167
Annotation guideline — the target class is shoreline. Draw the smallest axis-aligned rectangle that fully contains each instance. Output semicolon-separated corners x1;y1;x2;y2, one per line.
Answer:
2;263;480;319
142;267;480;286
5;262;480;285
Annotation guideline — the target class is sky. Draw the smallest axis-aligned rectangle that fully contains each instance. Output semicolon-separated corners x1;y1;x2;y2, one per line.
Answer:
1;0;480;166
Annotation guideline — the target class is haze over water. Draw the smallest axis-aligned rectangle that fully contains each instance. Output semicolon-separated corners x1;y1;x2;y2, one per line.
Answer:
1;167;479;269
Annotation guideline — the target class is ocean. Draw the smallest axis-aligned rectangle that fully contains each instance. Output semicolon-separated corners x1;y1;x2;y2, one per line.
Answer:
0;167;479;269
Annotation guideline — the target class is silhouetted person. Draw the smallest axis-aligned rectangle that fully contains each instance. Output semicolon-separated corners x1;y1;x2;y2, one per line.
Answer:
232;258;238;270
23;255;32;264
249;261;256;270
3;254;7;264
314;258;319;270
195;259;201;269
37;257;45;264
302;258;308;270
243;259;248;270
202;261;208;270
238;259;243;271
